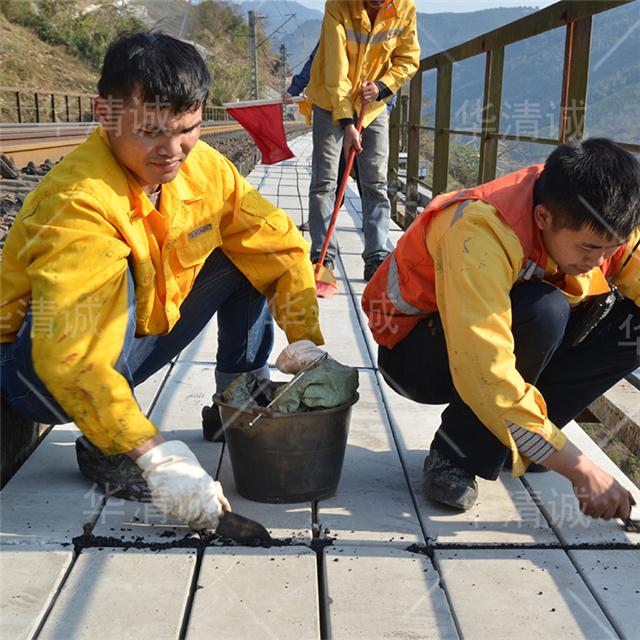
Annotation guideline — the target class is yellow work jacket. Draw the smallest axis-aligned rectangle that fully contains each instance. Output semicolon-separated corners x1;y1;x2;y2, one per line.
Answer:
427;204;639;476
306;0;420;127
0;128;323;454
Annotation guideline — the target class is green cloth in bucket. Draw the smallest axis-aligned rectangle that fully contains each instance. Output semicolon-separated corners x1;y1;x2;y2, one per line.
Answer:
272;358;359;412
221;359;359;413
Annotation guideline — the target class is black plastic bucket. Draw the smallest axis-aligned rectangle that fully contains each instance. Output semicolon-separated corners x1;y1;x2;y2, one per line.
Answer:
214;393;358;503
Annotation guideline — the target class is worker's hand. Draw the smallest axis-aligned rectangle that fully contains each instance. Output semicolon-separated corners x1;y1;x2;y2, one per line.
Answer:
284;91;295;104
544;441;633;520
361;81;380;104
343;123;362;159
276;339;326;374
135;440;231;530
571;461;633;520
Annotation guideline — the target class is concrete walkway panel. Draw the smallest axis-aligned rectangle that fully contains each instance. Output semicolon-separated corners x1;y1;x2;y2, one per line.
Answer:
335;228;366;255
569;550;640;639
436;548;618;639
38;548;196;639
325;545;458;640
525;422;640;546
149;362;216;429
0;425;98;546
377;376;558;545
0;547;72;639
187;546;319;639
317;292;372;368
318;372;423;546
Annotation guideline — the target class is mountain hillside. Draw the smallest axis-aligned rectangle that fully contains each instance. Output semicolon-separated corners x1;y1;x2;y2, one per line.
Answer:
436;0;639;163
0;14;98;122
238;1;638;151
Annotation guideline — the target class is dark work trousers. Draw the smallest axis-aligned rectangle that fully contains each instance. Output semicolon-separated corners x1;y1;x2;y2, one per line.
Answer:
378;281;640;480
0;249;274;425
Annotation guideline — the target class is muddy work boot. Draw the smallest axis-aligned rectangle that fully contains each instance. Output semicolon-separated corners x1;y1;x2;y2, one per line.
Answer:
75;436;151;502
202;403;225;442
422;449;478;510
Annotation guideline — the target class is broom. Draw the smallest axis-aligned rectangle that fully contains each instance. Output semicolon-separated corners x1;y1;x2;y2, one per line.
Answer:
314;103;367;298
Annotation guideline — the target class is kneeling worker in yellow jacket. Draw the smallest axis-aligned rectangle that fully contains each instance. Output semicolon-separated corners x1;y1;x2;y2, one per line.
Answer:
364;138;640;521
0;32;325;530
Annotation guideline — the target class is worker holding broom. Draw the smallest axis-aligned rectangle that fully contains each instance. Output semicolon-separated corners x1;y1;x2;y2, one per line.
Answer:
306;0;420;292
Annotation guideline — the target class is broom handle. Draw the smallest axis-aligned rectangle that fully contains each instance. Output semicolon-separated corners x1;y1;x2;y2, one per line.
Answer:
315;103;367;275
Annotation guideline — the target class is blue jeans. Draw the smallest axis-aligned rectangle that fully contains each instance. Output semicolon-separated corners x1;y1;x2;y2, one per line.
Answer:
309;105;391;264
0;249;274;424
378;281;640;480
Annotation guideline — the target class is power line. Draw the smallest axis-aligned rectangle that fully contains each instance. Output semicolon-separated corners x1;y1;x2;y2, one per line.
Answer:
257;14;296;48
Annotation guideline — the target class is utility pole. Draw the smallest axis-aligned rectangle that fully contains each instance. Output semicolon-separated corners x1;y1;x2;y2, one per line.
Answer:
280;44;287;118
248;10;259;99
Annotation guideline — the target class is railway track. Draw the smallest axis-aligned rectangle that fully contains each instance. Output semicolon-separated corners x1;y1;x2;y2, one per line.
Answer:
0;120;245;166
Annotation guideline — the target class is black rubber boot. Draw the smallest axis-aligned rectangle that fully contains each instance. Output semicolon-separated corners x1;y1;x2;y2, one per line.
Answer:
202;404;225;442
422;449;478;510
75;436;151;502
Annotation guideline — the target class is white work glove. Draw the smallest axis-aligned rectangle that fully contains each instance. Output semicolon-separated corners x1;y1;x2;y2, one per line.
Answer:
276;339;326;374
136;440;231;530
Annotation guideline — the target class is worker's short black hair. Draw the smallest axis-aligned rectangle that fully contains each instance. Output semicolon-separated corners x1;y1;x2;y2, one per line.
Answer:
535;137;640;240
98;31;210;113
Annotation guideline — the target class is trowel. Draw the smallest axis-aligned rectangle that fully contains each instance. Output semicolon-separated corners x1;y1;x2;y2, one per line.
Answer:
621;495;639;534
215;511;273;546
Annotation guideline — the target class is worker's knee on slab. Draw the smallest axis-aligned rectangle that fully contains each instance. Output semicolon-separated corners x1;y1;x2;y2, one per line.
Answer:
510;281;570;348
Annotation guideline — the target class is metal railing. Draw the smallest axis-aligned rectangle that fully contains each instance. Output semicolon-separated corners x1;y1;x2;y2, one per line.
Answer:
388;0;638;228
0;86;232;124
0;87;94;123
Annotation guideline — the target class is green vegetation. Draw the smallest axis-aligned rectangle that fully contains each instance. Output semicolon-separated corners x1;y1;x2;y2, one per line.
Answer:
0;0;282;107
578;421;640;488
190;0;278;105
1;0;142;69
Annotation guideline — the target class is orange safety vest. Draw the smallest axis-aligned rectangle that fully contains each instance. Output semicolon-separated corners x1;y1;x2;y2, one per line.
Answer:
362;164;627;349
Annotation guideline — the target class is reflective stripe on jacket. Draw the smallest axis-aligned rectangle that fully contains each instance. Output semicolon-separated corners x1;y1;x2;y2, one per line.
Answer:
0;128;323;453
306;0;420;127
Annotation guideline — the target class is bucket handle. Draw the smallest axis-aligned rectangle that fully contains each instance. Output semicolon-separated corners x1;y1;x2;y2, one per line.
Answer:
247;352;328;427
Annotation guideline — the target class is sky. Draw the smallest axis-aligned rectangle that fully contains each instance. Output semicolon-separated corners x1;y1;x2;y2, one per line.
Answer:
254;1;558;14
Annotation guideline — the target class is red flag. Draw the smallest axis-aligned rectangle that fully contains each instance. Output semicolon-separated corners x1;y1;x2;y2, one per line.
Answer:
225;100;294;165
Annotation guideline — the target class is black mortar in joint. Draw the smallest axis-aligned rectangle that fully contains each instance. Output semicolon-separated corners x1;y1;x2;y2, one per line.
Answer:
310;537;335;552
406;541;639;554
73;531;312;553
72;533;200;553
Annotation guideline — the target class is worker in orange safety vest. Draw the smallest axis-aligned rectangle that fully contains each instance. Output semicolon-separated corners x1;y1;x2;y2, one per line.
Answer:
363;138;640;521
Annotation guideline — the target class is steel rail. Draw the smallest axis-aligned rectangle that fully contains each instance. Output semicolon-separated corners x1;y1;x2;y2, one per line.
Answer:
0;121;246;166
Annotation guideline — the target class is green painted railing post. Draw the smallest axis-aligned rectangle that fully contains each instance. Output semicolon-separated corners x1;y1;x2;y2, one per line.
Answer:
478;47;504;184
560;16;592;142
432;62;452;196
405;71;423;224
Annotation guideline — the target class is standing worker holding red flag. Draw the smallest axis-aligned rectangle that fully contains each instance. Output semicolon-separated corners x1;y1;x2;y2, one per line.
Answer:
306;0;420;282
